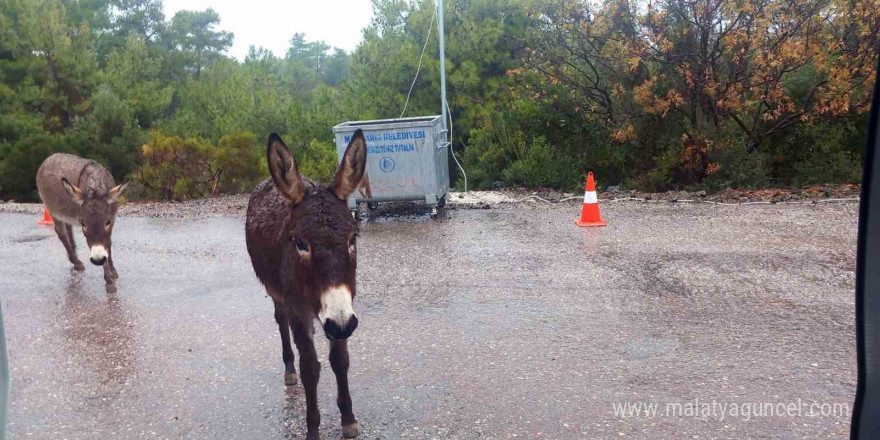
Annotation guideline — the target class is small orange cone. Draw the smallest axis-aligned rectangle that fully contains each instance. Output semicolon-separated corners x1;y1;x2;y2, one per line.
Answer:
575;172;606;227
37;207;54;226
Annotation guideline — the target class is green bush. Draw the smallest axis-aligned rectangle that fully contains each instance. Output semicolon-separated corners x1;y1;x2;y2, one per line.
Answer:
790;123;863;185
135;130;275;200
0;132;69;200
703;143;771;190
644;147;678;191
294;139;338;183
214;132;266;193
631;122;773;192
464;114;526;189
68;94;145;183
137;132;215;200
0;87;145;201
464;99;618;192
503;137;581;189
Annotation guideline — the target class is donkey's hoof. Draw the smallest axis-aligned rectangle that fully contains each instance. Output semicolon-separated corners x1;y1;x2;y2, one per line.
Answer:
284;372;297;386
73;262;86;271
105;284;117;294
342;422;359;438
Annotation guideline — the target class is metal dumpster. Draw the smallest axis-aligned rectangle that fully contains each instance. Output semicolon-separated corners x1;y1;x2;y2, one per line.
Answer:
332;116;449;211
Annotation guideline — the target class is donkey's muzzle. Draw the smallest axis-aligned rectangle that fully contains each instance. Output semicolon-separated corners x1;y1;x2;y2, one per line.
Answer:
319;285;357;340
323;315;358;341
89;245;108;265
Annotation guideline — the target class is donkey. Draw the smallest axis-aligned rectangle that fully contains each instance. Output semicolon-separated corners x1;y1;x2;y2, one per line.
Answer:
246;130;366;440
36;153;128;293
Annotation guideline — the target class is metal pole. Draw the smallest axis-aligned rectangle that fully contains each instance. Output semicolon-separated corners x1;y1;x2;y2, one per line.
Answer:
437;0;448;140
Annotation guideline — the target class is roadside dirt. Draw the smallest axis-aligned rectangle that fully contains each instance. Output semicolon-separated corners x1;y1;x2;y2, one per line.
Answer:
0;183;861;219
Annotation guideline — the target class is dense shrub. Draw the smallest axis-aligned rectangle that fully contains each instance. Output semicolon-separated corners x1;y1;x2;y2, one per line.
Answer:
463;113;528;189
136;132;216;200
214;132;266;193
0;133;67;200
71;86;146;180
136;131;271;200
293;139;338;183
703;144;772;191
641;126;773;191
0;87;145;201
464;99;618;191
503;137;582;189
781;122;864;186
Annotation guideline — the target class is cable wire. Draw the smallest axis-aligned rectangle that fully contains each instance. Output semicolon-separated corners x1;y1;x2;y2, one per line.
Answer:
400;2;437;119
445;98;467;193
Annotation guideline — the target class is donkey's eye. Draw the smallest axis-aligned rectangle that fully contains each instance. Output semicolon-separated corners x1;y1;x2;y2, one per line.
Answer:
105;220;111;228
296;238;310;253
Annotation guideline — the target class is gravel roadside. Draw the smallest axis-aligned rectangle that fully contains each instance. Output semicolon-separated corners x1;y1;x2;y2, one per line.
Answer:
0;183;862;219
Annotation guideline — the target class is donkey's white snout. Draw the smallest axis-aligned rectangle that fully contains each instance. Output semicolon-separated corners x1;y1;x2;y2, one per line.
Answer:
318;285;357;339
89;245;108;265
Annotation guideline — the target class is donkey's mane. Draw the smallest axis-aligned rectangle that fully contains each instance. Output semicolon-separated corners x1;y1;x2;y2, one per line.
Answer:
84;187;108;200
78;160;111;200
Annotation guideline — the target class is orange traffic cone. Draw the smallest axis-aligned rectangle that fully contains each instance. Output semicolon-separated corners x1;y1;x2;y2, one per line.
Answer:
37;207;54;226
575;172;606;227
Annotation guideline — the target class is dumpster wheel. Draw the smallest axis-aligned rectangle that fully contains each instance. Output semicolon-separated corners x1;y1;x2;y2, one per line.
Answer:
430;199;447;219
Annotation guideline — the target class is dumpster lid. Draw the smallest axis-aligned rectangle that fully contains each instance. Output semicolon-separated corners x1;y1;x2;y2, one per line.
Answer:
333;115;442;132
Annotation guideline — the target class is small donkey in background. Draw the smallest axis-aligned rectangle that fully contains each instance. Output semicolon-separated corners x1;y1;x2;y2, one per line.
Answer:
246;130;367;440
36;153;128;293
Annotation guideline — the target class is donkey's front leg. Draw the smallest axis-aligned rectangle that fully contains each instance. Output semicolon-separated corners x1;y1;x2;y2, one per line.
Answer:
273;301;296;385
292;317;321;440
330;340;358;438
103;260;116;293
54;222;84;271
107;243;118;279
102;241;117;293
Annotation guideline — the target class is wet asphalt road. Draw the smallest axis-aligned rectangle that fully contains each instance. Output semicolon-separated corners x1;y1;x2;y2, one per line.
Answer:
0;201;858;439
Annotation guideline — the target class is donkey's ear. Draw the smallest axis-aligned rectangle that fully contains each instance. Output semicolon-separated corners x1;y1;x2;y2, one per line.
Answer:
332;129;367;201
108;181;129;203
61;178;84;205
267;133;306;204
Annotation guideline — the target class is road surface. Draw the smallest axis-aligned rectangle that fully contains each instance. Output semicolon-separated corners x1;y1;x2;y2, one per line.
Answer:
0;200;858;439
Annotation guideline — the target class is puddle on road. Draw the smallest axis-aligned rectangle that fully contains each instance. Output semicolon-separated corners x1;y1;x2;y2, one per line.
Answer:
624;333;681;360
357;202;446;223
12;234;50;243
55;273;136;389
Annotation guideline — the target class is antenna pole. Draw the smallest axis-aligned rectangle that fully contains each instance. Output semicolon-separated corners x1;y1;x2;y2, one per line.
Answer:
437;0;448;139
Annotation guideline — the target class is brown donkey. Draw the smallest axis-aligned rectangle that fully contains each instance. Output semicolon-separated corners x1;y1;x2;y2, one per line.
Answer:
246;131;366;439
36;153;128;293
